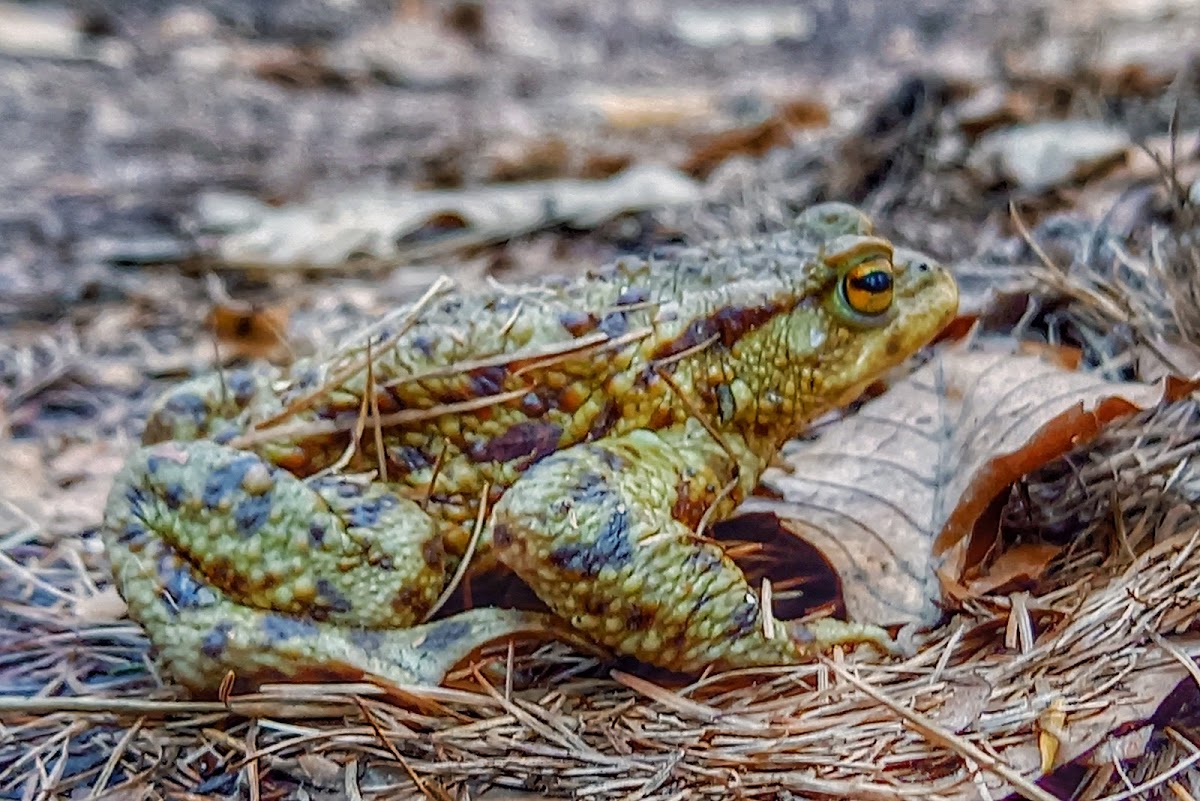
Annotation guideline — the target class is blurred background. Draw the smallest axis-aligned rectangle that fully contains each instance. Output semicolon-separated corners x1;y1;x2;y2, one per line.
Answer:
1;0;1199;503
4;4;1200;798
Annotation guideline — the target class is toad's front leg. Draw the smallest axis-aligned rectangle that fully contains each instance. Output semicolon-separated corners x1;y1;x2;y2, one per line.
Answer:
490;427;895;674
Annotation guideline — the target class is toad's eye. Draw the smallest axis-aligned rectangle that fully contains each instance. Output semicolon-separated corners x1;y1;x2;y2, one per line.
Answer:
840;258;894;317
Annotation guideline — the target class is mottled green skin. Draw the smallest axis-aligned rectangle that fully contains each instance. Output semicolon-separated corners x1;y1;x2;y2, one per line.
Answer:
101;203;959;692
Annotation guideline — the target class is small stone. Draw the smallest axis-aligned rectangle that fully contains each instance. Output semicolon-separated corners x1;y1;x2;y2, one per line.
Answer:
158;6;219;42
0;3;81;59
969;121;1131;192
670;6;813;47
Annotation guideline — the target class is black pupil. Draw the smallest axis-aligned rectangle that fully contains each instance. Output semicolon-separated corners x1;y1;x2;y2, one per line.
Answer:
849;269;892;294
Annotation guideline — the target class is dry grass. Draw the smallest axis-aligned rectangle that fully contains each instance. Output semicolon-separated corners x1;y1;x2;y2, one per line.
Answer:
3;496;1200;800
5;202;1200;799
6;58;1200;801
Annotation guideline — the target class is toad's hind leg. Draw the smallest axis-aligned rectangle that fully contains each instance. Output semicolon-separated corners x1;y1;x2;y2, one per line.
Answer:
490;428;895;674
101;440;568;691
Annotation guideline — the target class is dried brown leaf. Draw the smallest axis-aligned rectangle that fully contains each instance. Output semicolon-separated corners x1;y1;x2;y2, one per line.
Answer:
965;542;1063;596
207;302;292;363
1006;639;1200;773
680;103;829;179
575;90;717;130
743;339;1192;627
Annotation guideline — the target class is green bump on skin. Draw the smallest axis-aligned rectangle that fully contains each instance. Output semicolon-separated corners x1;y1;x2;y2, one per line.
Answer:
99;202;958;691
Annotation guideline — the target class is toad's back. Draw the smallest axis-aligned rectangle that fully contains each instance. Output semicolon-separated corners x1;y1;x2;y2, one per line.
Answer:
146;212;911;519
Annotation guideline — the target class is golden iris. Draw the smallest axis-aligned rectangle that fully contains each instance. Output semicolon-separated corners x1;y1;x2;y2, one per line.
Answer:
839;258;894;317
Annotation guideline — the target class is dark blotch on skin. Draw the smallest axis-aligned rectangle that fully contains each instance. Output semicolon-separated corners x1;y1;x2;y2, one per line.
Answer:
652;303;783;360
119;521;149;545
671;483;708;531
568;471;609;505
351;629;385;652
520;391;548;418
654;318;718;361
598;311;628;338
202;455;260;509
212;425;239;445
729;596;759;636
492;523;513;549
421;619;473;651
262;614;320;642
625;604;657;631
388;445;432;472
468;421;563;464
711;303;780;346
715;383;736;422
597;446;628;472
390;585;422;616
122;482;151;513
684;547;723;574
233;493;273;537
203;556;242;595
469;365;508;397
291;366;321;391
586;400;620;442
163;482;187;510
162;392;209;426
885;334;902;356
308;520;327;546
559;310;597;338
347;497;383;528
201;622;233;659
422;537;445;568
315;578;353;615
411;335;436;358
549;507;633;578
159;557;218;612
226;369;260;404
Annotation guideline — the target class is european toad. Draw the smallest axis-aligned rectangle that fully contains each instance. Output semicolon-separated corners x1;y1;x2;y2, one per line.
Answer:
101;203;959;691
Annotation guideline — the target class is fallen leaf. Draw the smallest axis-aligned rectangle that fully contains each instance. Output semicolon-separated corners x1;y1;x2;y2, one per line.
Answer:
954;86;1033;139
46;441;129;535
0;3;82;59
207;302;292;363
570;90;717;130
680;117;797;180
486;136;571;183
199;165;702;269
964;543;1063;596
741;338;1192;627
775;98;831;129
1016;341;1082;371
968;121;1131;192
1038;696;1068;773
0;436;127;540
0;439;51;529
252;44;354;90
929;673;993;733
670;5;814;48
1004;637;1200;775
70;585;127;624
